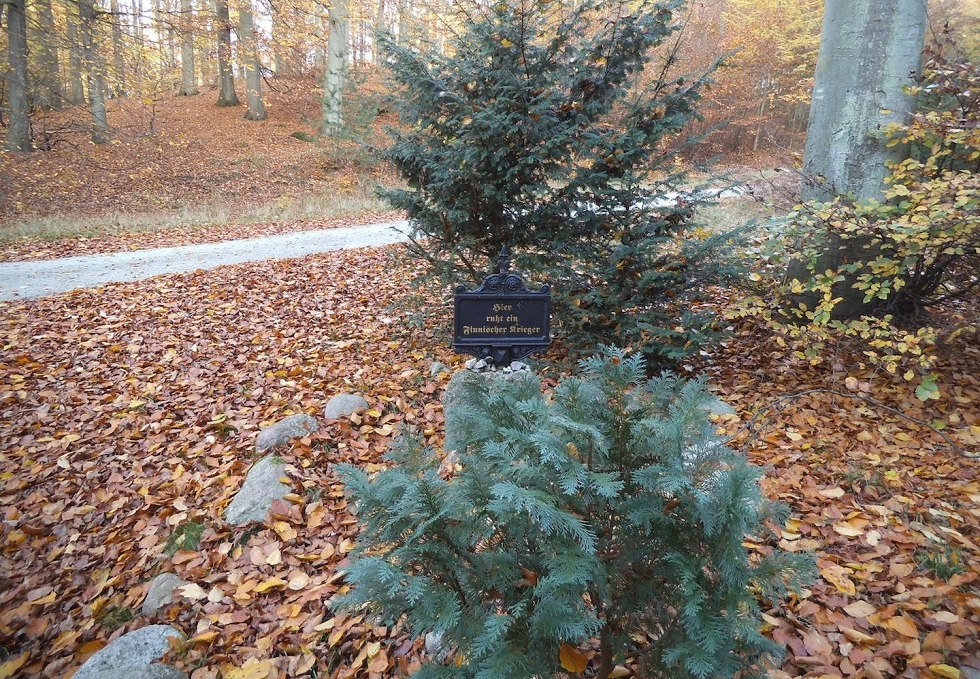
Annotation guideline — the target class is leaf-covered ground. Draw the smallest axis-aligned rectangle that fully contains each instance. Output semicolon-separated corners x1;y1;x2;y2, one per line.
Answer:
0;84;385;226
0;245;976;679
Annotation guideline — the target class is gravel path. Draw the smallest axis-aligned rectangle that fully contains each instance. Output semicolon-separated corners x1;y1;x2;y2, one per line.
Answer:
0;220;409;301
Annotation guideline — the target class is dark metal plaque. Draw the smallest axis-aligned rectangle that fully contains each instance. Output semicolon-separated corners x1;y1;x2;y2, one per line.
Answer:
452;247;551;366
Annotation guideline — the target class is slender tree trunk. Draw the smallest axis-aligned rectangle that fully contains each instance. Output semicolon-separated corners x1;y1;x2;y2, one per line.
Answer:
133;0;146;82
313;0;327;73
238;0;266;120
214;0;239;105
373;0;385;65
36;0;63;109
397;0;409;46
79;0;111;143
166;0;178;83
802;0;927;202
110;0;127;95
4;0;32;151
179;0;199;94
320;0;347;135
66;10;87;105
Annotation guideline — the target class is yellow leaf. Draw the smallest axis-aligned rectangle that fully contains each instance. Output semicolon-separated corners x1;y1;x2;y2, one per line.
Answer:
0;652;29;679
819;487;845;498
500;37;513;48
840;626;877;646
930;611;959;624
190;630;218;644
928;664;960;679
559;643;589;673
820;565;856;596
273;521;297;542
177;583;208;600
608;667;632;679
886;614;919;638
833;522;865;537
225;658;275;679
29;591;56;605
254;577;286;593
843;600;876;618
287;572;311;590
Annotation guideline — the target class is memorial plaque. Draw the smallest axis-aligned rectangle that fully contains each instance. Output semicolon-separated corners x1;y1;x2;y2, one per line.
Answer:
453;247;551;366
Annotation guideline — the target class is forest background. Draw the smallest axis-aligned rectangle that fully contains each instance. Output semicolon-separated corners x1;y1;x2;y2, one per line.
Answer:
2;0;972;244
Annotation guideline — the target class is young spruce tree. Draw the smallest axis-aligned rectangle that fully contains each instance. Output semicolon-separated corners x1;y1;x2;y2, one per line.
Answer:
333;349;812;679
380;0;742;366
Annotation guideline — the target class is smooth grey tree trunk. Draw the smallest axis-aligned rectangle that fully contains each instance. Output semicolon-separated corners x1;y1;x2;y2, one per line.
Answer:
802;0;927;202
36;0;62;109
79;0;111;143
792;0;927;320
320;0;348;135
178;0;199;94
4;0;32;151
238;0;266;120
214;0;239;105
110;0;127;95
66;10;87;105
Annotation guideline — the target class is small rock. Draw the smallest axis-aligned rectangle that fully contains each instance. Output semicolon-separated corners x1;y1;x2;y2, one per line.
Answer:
702;396;737;417
224;456;289;526
429;361;447;376
464;358;476;369
72;625;185;679
323;393;368;419
255;413;318;453
424;630;453;662
510;361;528;371
141;573;189;616
474;358;488;370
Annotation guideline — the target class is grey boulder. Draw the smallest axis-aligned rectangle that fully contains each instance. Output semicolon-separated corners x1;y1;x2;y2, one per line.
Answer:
323;393;368;419
141;573;189;616
85;666;188;679
72;625;185;679
224;455;289;526
701;396;737;417
255;413;318;453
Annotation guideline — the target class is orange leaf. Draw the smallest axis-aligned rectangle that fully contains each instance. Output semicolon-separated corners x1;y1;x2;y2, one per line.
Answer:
886;614;919;638
559;643;589;673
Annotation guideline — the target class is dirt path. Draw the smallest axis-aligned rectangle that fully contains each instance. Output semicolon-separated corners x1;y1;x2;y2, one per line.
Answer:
0;220;408;301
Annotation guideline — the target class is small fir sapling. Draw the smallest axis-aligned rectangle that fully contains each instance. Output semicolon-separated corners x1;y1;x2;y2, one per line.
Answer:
378;0;745;367
332;348;812;679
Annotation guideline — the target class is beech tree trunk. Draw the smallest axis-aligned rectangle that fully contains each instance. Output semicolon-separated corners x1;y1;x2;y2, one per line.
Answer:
214;0;239;105
4;0;32;151
397;0;409;46
320;0;348;135
238;0;266;120
802;0;927;202
79;0;111;143
36;0;62;109
110;0;127;95
792;0;928;320
179;0;199;94
66;10;87;105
